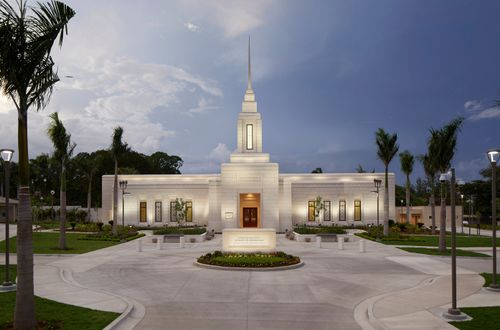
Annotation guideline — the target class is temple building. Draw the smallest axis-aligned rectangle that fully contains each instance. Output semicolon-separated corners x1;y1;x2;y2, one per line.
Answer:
101;41;395;231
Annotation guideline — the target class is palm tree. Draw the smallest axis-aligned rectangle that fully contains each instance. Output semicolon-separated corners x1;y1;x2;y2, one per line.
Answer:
110;127;130;235
375;128;399;236
399;151;414;224
419;153;437;235
75;152;101;222
48;112;75;249
0;1;75;327
428;117;464;251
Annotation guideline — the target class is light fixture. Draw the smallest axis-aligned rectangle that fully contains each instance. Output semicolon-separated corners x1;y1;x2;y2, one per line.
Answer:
487;149;500;164
119;180;128;190
0;149;14;162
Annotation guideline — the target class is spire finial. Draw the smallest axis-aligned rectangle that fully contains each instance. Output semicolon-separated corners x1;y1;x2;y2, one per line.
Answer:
247;36;252;90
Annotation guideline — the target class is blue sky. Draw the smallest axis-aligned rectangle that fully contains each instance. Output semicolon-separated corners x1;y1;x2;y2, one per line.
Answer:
1;0;499;184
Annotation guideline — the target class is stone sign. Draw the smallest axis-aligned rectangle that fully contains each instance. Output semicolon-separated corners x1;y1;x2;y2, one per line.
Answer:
222;228;276;253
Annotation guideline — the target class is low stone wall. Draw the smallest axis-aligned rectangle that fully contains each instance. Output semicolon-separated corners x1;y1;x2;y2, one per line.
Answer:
151;232;206;243
294;232;351;242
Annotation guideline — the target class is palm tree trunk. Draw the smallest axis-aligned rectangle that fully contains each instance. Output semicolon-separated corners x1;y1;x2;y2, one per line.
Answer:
384;166;389;236
430;191;436;235
406;174;410;225
87;173;92;222
439;182;447;252
112;158;118;235
14;103;37;329
59;164;66;250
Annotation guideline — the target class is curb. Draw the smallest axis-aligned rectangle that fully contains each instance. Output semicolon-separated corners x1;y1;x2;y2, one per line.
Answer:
353;276;439;330
55;266;145;330
194;261;304;271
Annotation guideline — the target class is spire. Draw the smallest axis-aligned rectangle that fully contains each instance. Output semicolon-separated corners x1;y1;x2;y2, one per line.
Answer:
247;36;252;91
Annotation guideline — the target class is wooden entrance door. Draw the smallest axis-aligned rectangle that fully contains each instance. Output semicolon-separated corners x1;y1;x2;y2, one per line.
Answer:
242;207;258;227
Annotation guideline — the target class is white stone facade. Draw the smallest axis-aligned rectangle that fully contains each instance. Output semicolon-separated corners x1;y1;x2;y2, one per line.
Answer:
101;42;395;231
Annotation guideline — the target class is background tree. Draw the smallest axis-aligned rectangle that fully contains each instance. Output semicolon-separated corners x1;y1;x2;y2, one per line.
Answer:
110;127;130;235
375;128;399;236
73;152;101;221
48;112;75;249
399;150;414;224
428;117;463;251
419;153;438;234
311;167;323;173
0;1;75;327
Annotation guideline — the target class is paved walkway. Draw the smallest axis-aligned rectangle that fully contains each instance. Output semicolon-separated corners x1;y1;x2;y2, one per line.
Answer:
2;233;500;329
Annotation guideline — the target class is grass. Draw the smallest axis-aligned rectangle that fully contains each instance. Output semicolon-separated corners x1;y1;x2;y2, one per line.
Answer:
398;247;490;258
449;306;500;330
198;251;301;268
356;232;493;247
0;232;123;254
153;227;206;235
480;273;500;287
0;265;17;282
0;291;119;329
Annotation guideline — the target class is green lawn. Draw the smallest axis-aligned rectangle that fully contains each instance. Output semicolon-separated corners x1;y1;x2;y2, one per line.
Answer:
0;265;17;282
398;247;490;258
450;306;500;330
357;233;493;247
0;232;121;254
480;273;500;287
0;291;119;329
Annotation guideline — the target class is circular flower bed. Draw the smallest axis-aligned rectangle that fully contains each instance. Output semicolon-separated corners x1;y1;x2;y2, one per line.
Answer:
197;251;300;268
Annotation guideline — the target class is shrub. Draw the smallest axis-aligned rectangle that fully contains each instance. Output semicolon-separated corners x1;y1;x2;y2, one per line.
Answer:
294;225;346;235
153;227;206;235
197;251;300;268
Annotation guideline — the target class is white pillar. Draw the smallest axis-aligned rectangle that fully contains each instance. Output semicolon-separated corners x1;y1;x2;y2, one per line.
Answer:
315;236;322;248
157;237;162;250
359;239;365;253
180;236;185;248
338;236;344;250
137;239;142;252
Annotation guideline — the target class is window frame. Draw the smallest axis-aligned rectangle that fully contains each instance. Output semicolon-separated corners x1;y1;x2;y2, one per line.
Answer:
339;200;346;221
324;200;331;221
154;201;162;222
246;124;253;150
186;201;193;222
139;201;147;223
169;201;177;222
354;199;361;221
307;201;315;221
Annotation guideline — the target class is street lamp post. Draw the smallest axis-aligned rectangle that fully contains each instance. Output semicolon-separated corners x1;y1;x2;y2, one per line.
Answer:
119;180;129;241
441;169;467;320
487;149;500;291
460;194;464;234
1;148;15;291
373;179;382;242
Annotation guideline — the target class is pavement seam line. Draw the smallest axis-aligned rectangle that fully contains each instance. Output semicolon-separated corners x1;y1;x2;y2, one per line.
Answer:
47;263;146;330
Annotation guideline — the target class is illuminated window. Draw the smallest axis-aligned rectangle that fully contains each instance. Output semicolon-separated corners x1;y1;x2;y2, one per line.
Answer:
139;201;147;223
354;200;361;221
246;124;253;150
339;200;346;221
170;201;177;222
186;201;193;222
154;201;162;222
308;201;315;221
324;200;331;221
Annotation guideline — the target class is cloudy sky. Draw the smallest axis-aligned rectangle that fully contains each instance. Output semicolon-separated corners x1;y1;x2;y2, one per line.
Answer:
1;0;500;183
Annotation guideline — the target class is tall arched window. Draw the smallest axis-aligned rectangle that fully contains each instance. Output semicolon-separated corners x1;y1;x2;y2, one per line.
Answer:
246;124;253;150
339;200;346;221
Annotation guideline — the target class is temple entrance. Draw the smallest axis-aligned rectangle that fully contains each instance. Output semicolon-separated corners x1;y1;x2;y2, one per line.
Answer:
240;193;260;228
242;208;258;227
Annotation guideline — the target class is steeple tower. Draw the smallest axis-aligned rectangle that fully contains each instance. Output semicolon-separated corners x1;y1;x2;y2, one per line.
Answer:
231;37;268;162
244;36;256;103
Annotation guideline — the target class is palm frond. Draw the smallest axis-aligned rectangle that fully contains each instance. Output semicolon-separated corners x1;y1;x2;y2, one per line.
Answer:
375;128;399;166
399;150;414;175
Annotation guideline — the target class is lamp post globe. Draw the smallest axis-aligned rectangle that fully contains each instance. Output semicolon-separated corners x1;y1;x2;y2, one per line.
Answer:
487;149;500;291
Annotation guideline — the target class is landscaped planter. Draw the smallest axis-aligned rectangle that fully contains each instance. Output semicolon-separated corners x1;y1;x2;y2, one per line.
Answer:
151;232;206;243
294;231;350;242
293;232;316;242
185;232;206;243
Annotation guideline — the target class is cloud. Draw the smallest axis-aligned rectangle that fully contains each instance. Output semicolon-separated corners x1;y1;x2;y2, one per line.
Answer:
468;107;500;121
464;100;482;112
209;143;230;162
0;56;223;158
189;97;218;114
184;22;201;32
